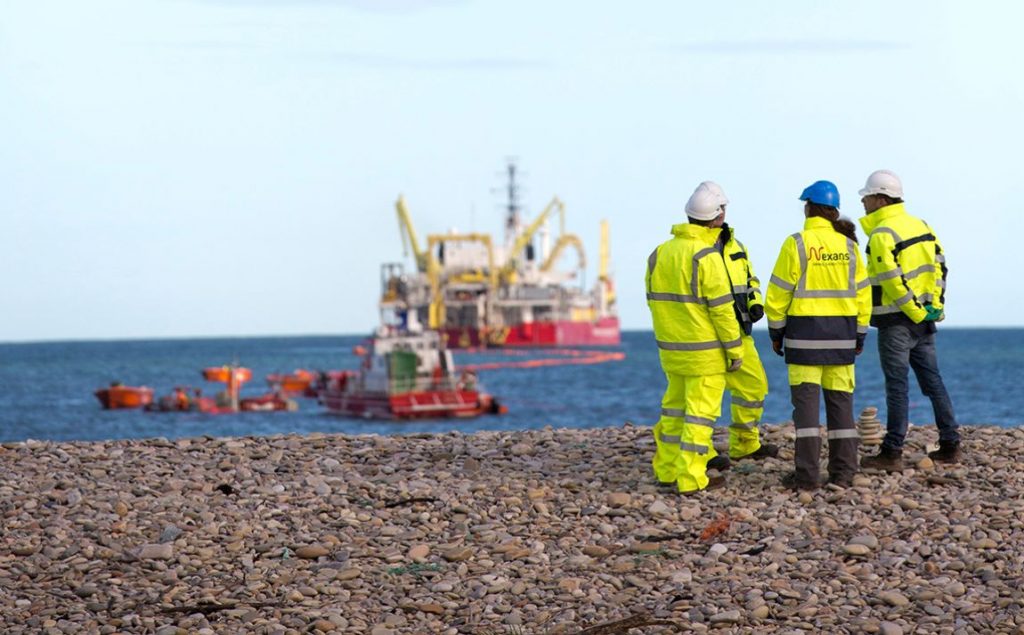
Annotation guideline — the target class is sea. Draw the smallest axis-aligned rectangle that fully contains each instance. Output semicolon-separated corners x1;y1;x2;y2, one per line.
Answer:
0;329;1020;443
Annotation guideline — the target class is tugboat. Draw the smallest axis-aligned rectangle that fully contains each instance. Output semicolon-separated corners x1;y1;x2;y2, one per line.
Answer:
95;383;154;409
319;328;504;420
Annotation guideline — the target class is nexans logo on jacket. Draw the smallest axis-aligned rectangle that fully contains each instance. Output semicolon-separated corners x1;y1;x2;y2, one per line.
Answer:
808;247;851;263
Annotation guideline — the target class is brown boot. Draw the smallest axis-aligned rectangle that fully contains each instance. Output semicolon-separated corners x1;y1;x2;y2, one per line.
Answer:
928;441;961;464
781;472;819;491
680;474;726;495
707;455;732;471
860;447;904;472
735;443;780;461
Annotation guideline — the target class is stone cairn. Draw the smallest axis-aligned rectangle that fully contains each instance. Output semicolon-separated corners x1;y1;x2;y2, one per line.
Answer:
858;406;884;446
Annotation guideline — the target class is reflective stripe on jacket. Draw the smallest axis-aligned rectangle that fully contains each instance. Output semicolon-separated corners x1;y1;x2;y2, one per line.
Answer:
715;224;763;336
765;217;871;365
646;223;743;376
859;203;947;328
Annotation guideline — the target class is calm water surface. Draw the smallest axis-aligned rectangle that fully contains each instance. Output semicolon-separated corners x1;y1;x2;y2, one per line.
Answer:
0;329;1020;442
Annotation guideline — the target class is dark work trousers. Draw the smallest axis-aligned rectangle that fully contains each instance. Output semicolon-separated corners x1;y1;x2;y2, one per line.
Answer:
791;383;859;485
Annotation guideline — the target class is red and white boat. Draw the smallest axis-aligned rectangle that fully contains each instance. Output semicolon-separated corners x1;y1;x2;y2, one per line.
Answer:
319;329;504;420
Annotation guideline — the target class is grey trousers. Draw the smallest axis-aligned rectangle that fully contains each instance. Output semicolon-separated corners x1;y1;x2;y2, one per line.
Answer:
791;383;859;486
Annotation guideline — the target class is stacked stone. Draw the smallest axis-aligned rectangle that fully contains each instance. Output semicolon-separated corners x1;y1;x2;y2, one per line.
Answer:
858;406;885;446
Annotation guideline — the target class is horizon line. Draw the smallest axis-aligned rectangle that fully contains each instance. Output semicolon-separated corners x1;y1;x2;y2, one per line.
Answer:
1;325;1019;346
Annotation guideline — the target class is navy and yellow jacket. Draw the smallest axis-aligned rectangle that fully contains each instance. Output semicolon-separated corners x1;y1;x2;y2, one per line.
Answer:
765;217;871;366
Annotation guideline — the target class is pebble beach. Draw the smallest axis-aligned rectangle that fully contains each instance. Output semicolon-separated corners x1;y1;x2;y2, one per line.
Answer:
3;423;1024;635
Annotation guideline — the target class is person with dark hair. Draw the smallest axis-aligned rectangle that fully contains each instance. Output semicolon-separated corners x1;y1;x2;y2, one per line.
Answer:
857;170;959;471
766;180;872;490
702;183;780;470
646;181;745;494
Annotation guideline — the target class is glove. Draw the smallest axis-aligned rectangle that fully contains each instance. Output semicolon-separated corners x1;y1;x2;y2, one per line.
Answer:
771;340;784;357
748;303;764;323
923;303;943;322
727;358;743;372
856;333;866;356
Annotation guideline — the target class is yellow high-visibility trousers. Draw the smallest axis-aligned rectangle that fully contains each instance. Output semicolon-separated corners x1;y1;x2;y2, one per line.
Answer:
787;364;855;392
725;335;768;458
652;372;726;492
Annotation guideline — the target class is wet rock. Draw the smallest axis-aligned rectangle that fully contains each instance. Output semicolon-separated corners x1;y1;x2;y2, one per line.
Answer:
136;543;173;560
294;545;330;559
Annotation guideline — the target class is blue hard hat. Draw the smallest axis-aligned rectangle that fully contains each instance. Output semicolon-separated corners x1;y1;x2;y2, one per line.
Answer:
799;180;840;208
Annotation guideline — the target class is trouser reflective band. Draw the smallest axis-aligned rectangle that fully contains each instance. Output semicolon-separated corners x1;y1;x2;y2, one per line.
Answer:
659;432;681;444
680;442;709;455
685;415;715;427
827;429;860;439
795;427;821;437
661;408;685;417
730;422;756;430
732;397;764;409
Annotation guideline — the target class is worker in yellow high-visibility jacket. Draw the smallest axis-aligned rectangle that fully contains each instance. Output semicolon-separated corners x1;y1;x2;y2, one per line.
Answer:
706;183;779;468
646;181;745;493
766;180;872;490
857;169;960;472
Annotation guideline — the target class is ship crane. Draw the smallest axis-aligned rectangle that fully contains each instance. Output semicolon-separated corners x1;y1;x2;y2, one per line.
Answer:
395;195;428;273
498;196;564;285
540;234;586;276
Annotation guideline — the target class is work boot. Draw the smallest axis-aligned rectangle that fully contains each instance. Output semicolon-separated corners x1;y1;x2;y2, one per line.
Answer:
781;472;819;491
680;475;726;495
735;443;780;461
860;447;904;472
827;473;854;488
928;441;961;464
707;455;731;471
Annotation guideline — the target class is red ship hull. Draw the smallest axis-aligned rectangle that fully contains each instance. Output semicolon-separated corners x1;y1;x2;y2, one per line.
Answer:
320;388;498;420
442;317;621;349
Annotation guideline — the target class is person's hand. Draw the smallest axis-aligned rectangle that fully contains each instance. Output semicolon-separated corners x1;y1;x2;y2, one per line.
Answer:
748;304;764;323
923;303;943;322
856;333;866;356
727;358;743;372
772;340;784;357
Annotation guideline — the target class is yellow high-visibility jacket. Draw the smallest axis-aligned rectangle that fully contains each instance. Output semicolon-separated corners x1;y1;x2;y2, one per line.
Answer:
765;217;871;365
646;223;743;376
715;224;764;335
859;203;947;328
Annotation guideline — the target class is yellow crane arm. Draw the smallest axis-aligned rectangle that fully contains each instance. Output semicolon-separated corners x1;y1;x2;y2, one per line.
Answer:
598;219;610;282
540;233;586;272
499;196;563;283
395;195;427;273
599;219;615;305
425;233;496;329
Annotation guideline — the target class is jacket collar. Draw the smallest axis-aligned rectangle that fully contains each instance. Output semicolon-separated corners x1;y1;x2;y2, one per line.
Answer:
671;223;720;241
859;203;906;234
803;216;834;231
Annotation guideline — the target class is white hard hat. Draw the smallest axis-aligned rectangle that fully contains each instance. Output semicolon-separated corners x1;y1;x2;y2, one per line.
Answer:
685;181;729;221
858;169;904;199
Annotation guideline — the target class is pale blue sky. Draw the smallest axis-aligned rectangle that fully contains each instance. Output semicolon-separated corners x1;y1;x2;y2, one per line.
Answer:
2;0;1022;341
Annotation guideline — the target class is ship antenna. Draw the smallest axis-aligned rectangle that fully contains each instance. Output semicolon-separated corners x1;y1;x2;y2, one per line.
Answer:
504;157;521;246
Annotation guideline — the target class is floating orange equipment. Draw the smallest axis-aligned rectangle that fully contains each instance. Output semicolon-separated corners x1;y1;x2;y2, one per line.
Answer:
265;369;315;395
95;384;154;410
202;366;253;384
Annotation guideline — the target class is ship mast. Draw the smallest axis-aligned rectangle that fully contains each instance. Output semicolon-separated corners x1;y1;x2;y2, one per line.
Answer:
503;159;522;248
